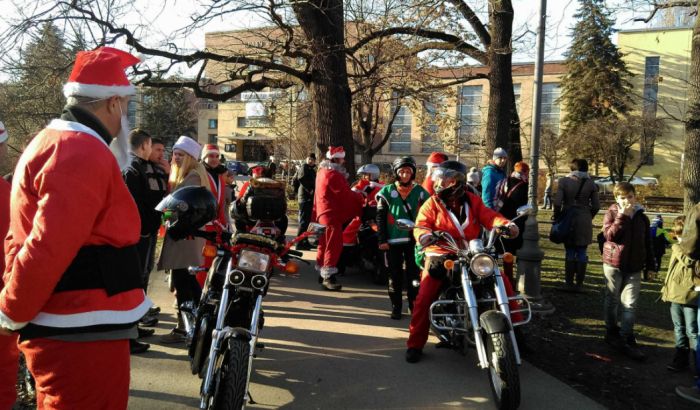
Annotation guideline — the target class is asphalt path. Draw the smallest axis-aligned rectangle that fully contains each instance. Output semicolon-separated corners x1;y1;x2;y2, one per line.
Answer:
129;227;605;410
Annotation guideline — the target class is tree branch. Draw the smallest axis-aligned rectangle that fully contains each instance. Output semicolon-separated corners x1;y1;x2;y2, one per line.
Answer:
633;1;696;23
446;0;491;48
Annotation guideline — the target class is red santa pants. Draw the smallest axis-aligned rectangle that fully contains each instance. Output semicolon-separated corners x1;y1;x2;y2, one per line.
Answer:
407;270;522;350
315;215;343;277
0;333;19;409
20;338;130;410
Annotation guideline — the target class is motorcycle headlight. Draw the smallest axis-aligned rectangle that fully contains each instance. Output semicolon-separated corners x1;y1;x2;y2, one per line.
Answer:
470;253;495;278
236;250;270;273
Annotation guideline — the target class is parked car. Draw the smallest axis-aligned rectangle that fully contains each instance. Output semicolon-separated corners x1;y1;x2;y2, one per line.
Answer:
594;175;658;187
226;160;249;175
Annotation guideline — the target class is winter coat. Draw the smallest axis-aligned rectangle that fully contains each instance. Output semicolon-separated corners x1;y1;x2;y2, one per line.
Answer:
680;202;700;260
158;171;206;270
0;114;148;338
414;191;510;257
499;176;529;252
313;160;364;225
602;204;655;273
0;178;9;286
481;162;506;209
295;162;316;203
554;173;600;247
376;182;429;245
123;154;168;235
661;244;700;305
204;165;228;228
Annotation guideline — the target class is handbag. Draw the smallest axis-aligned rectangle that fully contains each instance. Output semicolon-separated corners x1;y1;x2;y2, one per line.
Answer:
549;178;586;244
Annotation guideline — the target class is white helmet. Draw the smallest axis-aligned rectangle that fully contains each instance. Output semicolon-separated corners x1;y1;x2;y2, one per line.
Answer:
357;164;380;181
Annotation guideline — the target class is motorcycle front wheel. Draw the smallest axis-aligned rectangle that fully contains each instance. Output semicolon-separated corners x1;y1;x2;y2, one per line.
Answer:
483;331;520;410
211;339;250;410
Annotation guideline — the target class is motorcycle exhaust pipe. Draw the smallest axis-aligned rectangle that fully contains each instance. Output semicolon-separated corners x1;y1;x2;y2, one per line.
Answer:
179;301;197;336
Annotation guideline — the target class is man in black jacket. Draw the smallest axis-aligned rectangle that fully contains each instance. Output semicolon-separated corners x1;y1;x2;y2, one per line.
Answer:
294;153;316;250
123;129;168;352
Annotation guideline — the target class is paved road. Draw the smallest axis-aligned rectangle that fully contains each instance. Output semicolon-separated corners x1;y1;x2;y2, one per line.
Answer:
129;228;605;410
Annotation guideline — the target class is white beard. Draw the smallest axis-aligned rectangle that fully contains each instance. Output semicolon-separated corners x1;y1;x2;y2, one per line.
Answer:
110;115;131;170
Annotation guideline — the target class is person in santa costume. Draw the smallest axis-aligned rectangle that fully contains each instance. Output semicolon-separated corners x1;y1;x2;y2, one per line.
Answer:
422;151;448;196
0;47;151;409
313;146;364;291
0;122;20;409
200;143;230;268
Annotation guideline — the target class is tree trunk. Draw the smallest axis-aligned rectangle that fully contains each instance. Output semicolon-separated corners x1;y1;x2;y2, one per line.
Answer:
293;0;356;175
485;0;520;166
684;3;700;211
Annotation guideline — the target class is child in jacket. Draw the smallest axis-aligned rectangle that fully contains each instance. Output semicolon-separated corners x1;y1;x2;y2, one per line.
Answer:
601;182;656;361
662;216;700;372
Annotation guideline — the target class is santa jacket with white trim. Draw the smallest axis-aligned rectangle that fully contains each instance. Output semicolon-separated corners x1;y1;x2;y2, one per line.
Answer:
312;160;364;224
414;191;510;257
0;106;150;340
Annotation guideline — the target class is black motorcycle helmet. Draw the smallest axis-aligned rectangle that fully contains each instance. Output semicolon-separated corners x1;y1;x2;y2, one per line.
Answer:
392;156;417;180
432;160;468;201
156;186;217;240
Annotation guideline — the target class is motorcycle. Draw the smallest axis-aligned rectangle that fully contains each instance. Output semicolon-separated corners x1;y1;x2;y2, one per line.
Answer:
338;206;388;285
183;220;326;410
396;205;533;410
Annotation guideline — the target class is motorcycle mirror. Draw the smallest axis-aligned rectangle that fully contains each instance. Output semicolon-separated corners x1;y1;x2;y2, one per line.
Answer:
516;204;534;217
396;219;416;231
307;223;327;235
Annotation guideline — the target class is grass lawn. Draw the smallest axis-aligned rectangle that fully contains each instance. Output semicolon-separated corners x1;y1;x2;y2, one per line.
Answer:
526;209;696;410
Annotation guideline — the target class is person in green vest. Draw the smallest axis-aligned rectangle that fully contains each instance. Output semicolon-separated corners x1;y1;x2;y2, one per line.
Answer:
377;156;429;320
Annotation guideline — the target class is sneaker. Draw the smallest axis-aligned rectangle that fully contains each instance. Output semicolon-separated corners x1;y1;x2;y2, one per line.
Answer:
147;306;161;316
676;386;700;404
405;348;422;363
140;314;159;327
130;339;150;354
160;329;186;344
668;348;690;372
390;307;402;320
137;327;155;338
322;275;342;291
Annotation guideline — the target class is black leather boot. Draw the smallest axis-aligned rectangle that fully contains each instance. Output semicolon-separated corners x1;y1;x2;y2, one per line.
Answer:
574;262;588;293
558;260;576;292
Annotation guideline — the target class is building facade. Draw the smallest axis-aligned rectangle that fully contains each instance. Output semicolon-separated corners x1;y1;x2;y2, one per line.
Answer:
618;27;691;180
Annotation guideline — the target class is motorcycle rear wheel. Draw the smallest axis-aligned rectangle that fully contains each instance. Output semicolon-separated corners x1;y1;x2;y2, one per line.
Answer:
212;339;250;410
483;331;520;410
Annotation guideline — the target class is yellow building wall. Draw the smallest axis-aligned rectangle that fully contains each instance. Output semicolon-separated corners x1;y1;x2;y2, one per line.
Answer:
618;28;691;182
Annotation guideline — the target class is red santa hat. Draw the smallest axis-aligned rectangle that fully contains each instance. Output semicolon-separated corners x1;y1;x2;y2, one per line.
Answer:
326;146;346;159
426;151;448;167
201;143;220;159
0;121;7;144
63;47;140;99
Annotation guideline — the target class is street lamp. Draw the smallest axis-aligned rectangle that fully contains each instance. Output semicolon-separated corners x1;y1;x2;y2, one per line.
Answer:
516;0;554;314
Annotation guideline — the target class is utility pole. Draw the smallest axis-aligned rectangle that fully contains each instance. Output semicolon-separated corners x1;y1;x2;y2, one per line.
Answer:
516;0;554;314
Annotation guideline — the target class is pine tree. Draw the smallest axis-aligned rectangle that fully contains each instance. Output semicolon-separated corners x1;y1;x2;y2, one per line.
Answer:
140;84;197;148
559;0;634;156
0;22;73;174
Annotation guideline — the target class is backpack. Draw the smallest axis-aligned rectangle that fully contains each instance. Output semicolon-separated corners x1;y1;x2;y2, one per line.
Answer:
493;177;525;212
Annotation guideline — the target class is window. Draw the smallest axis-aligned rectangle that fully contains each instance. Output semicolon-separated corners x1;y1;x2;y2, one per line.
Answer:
208;119;218;129
643;56;660;118
389;105;412;153
457;85;483;148
225;144;236;153
642;56;661;164
421;101;442;153
540;83;561;134
127;99;138;129
208;134;217;144
513;83;521;114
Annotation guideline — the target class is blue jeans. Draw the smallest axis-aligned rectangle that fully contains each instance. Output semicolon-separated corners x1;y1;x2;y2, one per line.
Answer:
696;297;700;389
565;246;588;262
670;303;698;350
603;264;640;338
